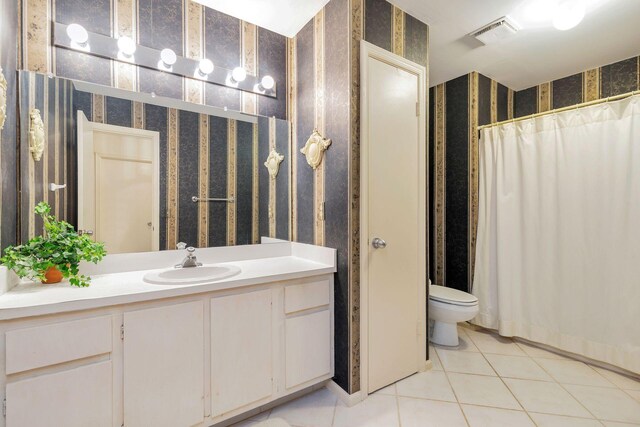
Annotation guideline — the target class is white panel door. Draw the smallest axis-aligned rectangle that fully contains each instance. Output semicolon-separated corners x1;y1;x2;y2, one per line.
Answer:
361;42;427;393
123;301;205;427
6;361;113;427
211;289;273;416
78;111;159;254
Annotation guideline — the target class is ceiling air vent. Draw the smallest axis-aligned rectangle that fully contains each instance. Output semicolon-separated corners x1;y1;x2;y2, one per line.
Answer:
470;16;519;45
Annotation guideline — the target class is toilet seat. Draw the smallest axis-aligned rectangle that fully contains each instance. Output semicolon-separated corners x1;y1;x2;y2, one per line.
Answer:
429;285;478;307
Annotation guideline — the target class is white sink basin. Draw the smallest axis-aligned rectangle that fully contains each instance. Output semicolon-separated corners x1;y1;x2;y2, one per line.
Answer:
143;264;241;285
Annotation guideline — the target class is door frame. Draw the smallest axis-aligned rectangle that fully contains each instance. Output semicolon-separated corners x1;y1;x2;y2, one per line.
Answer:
359;40;428;396
77;111;161;251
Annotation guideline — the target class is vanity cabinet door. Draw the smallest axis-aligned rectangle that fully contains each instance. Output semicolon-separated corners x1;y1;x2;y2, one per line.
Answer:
6;361;113;427
211;289;273;417
284;277;333;389
123;301;205;427
285;309;332;388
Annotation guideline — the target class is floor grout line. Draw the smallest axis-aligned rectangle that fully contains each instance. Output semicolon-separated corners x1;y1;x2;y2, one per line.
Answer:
438;345;472;427
527;346;602;421
329;392;338;427
395;381;403;427
471;332;529;414
237;325;638;427
457;325;616;426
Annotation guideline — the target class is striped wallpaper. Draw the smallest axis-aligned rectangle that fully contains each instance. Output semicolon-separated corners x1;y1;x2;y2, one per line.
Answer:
17;71;291;249
0;0;19;252
514;56;640;118
429;55;640;294
289;0;429;393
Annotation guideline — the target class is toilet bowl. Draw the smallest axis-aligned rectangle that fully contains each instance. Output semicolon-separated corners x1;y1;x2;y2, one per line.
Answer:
428;284;479;346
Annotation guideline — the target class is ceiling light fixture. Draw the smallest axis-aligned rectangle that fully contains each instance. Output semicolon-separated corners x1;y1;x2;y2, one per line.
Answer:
231;67;247;83
553;0;586;30
117;36;137;58
54;21;277;98
66;23;89;50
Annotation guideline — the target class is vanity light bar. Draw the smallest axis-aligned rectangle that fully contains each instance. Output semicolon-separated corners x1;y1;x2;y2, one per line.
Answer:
53;22;277;99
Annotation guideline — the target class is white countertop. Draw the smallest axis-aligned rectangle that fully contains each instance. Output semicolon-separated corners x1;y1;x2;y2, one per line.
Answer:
0;242;336;321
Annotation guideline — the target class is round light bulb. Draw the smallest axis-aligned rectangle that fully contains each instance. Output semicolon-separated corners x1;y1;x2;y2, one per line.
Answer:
232;67;247;83
198;58;214;75
553;0;585;30
117;36;137;56
66;23;88;45
260;75;275;90
160;48;177;66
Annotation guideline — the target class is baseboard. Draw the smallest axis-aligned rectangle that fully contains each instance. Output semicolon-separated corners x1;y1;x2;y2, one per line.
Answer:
326;381;364;407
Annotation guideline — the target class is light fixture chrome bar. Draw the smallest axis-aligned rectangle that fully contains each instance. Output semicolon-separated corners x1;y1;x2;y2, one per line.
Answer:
53;22;277;99
72;79;258;124
191;196;235;203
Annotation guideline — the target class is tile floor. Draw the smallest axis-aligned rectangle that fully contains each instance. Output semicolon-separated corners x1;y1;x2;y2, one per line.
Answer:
232;323;640;427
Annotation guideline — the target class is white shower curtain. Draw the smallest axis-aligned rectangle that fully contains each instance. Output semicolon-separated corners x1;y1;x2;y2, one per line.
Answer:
473;95;640;374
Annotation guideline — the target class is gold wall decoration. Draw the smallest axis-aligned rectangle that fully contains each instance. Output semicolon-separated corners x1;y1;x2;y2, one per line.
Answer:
264;149;284;179
0;67;7;130
300;130;331;170
29;108;45;161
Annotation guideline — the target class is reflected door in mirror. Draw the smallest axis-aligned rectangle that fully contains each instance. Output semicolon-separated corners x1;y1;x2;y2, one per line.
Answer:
78;112;160;254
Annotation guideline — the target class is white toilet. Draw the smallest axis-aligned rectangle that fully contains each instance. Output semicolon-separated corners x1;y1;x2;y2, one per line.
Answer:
428;284;479;346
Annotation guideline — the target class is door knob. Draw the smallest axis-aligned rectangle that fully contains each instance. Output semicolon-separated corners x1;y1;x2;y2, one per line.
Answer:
372;237;387;249
78;229;94;236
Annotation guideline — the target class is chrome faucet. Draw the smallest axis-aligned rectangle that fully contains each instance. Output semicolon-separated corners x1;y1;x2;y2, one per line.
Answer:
175;243;202;268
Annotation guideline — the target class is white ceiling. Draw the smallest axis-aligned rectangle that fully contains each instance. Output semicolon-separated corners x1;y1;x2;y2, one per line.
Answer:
195;0;640;90
391;0;640;89
192;0;330;38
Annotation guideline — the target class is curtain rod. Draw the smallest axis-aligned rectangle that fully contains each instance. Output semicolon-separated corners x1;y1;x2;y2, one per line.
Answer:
477;89;640;131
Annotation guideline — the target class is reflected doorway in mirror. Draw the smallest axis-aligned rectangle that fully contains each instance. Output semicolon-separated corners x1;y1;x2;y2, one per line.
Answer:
77;112;160;254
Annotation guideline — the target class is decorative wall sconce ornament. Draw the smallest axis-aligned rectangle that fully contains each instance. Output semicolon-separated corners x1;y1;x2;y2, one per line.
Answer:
0;67;7;130
29;109;45;161
301;130;332;170
264;149;285;179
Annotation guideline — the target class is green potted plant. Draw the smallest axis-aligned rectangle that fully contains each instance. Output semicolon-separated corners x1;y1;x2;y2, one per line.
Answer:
0;202;106;287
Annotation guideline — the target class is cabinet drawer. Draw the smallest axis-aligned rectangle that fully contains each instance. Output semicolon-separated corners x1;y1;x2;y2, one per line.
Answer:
284;278;331;314
6;361;113;427
6;316;112;375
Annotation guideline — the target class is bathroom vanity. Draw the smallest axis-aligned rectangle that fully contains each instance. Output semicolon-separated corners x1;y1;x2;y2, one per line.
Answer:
0;241;336;427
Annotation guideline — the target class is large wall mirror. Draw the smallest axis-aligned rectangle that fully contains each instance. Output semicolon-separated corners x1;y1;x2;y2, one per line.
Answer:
18;71;291;254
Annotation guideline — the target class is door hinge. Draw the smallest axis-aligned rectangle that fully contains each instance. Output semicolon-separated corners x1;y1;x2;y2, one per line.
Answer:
120;324;124;340
416;102;420;117
3;398;6;416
